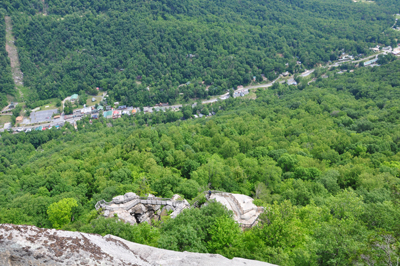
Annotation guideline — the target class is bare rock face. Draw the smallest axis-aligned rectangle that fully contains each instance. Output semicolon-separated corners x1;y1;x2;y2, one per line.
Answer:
209;193;264;228
0;224;276;266
95;192;190;225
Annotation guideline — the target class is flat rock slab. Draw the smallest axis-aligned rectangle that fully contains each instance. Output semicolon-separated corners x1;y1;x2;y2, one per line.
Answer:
0;224;277;266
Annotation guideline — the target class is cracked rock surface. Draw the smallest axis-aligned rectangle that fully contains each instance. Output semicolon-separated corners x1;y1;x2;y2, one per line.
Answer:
0;224;276;266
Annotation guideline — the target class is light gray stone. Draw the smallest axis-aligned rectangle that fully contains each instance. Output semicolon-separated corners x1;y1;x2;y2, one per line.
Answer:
0;224;277;266
97;192;190;225
112;195;124;204
124;192;138;200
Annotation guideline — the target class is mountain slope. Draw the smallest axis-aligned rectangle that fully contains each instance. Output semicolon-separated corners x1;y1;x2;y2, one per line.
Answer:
4;0;399;106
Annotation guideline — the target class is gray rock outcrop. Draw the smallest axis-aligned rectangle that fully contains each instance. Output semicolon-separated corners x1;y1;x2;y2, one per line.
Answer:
209;192;264;228
95;192;190;225
0;224;277;266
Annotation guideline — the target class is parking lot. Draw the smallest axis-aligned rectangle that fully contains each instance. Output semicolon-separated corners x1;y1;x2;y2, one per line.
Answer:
30;109;59;123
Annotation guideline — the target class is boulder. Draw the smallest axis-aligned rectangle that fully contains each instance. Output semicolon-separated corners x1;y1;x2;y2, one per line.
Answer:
116;210;137;225
124;192;138;200
112;195;124;204
209;193;264;227
171;194;182;201
130;203;146;214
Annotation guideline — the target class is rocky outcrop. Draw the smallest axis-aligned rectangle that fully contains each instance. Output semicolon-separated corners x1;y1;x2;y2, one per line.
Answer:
95;192;190;225
97;192;263;228
0;224;276;266
209;192;264;228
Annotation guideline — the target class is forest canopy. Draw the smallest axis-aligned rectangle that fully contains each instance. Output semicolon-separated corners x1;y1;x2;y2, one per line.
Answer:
2;0;399;106
1;60;400;265
0;12;15;109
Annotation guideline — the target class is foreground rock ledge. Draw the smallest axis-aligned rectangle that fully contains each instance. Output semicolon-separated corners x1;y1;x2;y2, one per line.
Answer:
0;224;276;266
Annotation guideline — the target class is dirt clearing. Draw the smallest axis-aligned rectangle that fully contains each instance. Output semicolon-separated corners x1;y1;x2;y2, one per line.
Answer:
5;16;23;97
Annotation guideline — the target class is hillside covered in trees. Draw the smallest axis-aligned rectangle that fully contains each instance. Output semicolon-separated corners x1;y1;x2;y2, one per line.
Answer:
1;60;400;265
0;12;14;109
0;0;399;107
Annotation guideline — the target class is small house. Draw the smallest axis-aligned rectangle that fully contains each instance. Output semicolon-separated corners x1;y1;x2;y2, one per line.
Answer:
81;107;92;114
92;97;96;102
106;106;112;111
16;116;23;124
113;110;121;119
70;94;79;102
97;105;104;111
103;110;113;118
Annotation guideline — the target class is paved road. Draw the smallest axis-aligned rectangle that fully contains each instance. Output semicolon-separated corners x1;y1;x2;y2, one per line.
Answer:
329;52;384;67
300;69;315;77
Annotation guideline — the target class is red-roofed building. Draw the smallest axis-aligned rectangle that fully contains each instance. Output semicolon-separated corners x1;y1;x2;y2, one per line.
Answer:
113;110;121;119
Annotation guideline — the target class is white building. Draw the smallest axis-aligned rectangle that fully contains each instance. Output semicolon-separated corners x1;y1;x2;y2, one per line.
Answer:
81;107;92;114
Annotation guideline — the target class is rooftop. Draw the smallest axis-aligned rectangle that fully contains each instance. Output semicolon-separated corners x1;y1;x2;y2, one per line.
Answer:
103;110;113;117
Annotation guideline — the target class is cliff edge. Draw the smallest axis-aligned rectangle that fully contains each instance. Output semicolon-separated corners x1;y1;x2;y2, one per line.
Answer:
0;224;276;266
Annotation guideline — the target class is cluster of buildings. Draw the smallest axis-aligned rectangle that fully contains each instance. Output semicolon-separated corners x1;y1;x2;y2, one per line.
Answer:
370;45;400;56
392;47;400;56
70;104;138;120
101;107;137;119
233;89;249;98
338;53;354;61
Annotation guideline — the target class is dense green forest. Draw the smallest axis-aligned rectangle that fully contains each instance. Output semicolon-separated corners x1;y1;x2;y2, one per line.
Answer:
0;0;398;107
0;12;14;109
1;60;400;265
